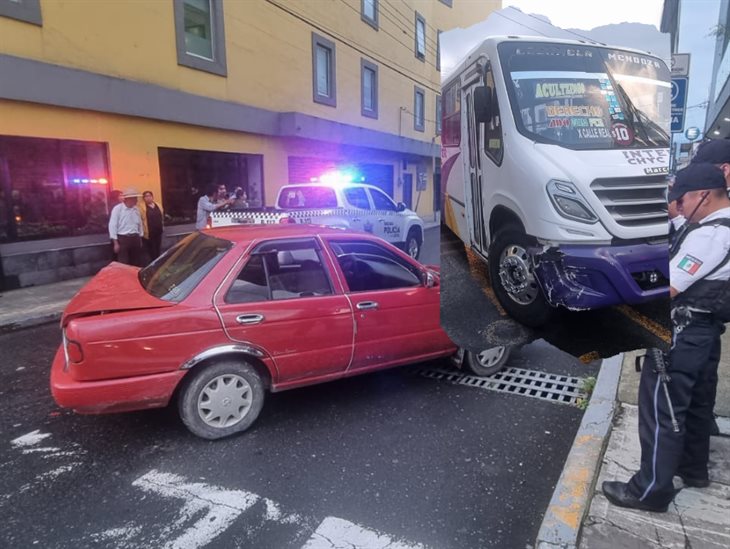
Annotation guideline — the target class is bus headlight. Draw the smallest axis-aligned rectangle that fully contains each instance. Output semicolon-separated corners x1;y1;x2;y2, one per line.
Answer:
546;180;598;224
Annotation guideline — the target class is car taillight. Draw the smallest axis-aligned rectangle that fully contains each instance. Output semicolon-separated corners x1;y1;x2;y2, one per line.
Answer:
62;328;84;368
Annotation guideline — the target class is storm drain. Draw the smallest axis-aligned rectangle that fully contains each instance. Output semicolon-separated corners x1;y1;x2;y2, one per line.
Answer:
417;367;586;406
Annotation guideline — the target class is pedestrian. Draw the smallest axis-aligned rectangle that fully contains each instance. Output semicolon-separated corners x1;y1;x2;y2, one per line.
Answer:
602;163;730;512
693;139;730;191
139;190;164;261
196;184;234;230
108;188;144;267
231;187;249;209
217;184;230;204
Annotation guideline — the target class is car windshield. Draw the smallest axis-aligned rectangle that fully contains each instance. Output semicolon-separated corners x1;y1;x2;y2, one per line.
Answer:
498;42;670;150
139;232;233;302
278;186;338;209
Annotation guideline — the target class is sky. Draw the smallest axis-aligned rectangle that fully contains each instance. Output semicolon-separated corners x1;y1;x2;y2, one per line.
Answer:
504;0;665;29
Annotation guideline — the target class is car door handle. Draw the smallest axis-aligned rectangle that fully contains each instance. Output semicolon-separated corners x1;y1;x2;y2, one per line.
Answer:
356;301;379;311
236;314;265;325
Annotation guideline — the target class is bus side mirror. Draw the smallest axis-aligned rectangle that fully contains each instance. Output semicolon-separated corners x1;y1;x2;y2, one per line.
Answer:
474;86;492;125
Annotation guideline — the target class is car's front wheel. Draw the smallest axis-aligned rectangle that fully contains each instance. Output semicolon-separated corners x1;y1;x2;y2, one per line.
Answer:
488;228;555;327
178;360;265;440
463;346;511;376
405;227;422;260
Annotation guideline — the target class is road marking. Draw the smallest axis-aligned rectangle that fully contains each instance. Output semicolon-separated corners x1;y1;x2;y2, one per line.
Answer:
11;430;51;448
133;470;262;549
103;470;429;549
614;304;671;344
302;517;426;549
464;247;507;316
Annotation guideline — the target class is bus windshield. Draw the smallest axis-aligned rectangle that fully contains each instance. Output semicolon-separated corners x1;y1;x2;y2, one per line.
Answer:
498;42;670;150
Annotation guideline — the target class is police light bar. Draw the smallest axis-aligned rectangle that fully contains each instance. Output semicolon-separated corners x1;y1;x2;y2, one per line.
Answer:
309;170;366;186
70;178;108;184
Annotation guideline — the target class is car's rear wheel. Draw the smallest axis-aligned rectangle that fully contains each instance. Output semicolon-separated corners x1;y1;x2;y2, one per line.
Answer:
464;346;511;376
178;360;265;440
406;227;422;260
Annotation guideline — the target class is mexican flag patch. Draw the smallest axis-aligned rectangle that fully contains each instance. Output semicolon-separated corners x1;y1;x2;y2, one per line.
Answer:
678;254;703;275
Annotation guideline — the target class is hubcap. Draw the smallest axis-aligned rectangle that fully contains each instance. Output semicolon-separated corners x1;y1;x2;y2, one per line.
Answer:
408;238;419;258
498;244;540;305
197;374;253;429
474;346;506;368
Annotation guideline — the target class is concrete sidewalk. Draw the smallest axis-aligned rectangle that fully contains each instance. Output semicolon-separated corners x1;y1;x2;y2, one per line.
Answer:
0;277;89;332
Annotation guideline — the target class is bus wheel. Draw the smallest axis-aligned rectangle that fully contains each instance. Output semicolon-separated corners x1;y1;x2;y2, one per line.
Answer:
488;229;555;327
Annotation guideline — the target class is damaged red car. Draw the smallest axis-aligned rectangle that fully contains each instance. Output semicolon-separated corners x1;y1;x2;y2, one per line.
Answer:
51;225;504;439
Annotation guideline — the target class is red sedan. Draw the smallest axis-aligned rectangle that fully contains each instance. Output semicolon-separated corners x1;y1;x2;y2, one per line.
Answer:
51;225;507;439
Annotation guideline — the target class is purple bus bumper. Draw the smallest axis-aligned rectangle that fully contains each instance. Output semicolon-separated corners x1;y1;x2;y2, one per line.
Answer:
533;242;669;310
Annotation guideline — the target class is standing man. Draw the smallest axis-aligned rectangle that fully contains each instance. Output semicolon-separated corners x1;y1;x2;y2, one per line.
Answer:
692;139;730;190
602;163;730;512
109;188;144;266
196;184;234;230
139;190;164;261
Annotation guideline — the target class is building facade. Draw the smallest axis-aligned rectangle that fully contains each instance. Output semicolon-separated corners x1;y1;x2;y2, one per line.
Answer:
0;0;498;289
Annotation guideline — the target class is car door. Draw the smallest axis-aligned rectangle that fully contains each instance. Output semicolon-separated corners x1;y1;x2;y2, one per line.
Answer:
324;237;445;372
367;187;403;245
215;237;354;384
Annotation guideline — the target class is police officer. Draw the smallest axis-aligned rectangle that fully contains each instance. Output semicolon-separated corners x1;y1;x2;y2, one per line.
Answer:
602;163;730;512
692;138;730;190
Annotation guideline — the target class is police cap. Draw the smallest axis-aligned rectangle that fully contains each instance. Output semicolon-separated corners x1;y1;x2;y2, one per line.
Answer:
692;139;730;164
669;163;727;202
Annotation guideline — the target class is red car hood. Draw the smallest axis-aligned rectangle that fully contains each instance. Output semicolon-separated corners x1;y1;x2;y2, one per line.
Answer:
62;262;174;325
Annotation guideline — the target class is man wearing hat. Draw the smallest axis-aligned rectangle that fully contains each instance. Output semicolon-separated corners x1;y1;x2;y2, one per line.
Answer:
692;139;730;187
108;188;144;267
602;163;730;512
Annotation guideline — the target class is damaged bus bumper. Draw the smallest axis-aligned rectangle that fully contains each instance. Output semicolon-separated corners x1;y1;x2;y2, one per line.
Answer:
533;242;669;310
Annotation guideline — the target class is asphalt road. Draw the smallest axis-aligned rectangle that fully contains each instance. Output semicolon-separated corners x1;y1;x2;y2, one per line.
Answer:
440;225;671;360
0;323;597;549
420;225;440;266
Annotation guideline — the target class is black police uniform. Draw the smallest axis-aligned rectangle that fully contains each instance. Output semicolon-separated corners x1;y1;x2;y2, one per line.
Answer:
604;163;730;511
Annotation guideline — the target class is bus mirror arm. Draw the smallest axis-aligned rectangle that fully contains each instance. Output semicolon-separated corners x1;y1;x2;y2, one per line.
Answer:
474;85;492;125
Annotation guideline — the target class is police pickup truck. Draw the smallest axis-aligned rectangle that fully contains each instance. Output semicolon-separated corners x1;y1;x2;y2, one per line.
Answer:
210;182;426;259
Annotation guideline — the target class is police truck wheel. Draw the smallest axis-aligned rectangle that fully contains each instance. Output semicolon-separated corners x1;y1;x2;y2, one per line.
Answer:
178;360;265;440
488;229;555;328
464;346;511;376
406;228;422;260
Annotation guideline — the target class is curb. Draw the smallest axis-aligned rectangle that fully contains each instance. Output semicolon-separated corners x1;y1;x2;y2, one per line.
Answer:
535;353;623;549
0;312;63;334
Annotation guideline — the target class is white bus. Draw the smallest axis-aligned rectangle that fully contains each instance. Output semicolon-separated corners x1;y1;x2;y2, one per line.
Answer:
442;36;671;326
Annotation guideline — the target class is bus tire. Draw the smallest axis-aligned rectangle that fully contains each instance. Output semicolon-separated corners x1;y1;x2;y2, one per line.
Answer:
488;228;555;328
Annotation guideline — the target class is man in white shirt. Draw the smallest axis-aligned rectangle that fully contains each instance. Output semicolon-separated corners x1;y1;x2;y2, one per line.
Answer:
109;188;144;266
196;184;234;230
603;163;730;512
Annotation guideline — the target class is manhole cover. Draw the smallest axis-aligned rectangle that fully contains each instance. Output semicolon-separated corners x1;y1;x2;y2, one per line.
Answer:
418;366;586;406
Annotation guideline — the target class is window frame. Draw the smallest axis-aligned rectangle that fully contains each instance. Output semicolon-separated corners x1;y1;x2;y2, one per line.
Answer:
312;33;337;107
482;59;505;166
413;86;425;132
360;59;379;119
0;0;42;25
414;12;426;61
436;30;442;71
173;0;227;77
436;94;442;136
361;0;378;30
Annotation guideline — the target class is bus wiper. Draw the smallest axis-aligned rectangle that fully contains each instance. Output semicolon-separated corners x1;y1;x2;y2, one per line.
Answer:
614;83;669;147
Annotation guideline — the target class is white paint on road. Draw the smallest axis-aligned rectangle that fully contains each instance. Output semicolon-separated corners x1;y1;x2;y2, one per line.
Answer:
133;470;263;549
11;430;51;448
302;517;426;549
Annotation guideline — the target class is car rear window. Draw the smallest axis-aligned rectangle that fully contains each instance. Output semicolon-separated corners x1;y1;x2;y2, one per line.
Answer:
139;232;233;302
278;186;338;209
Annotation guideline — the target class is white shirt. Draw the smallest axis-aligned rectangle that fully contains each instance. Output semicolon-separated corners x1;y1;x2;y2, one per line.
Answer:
108;203;143;239
196;196;217;230
670;207;730;292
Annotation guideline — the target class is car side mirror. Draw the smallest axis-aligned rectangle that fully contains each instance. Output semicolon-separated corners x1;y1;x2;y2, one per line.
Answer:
423;270;437;288
396;202;406;212
474;85;493;125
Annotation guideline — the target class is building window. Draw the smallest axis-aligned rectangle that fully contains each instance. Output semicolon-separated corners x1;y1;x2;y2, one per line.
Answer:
361;0;378;30
312;33;337;107
414;87;425;132
415;12;426;61
0;136;111;243
173;0;227;76
436;94;442;135
436;30;441;71
158;147;264;225
0;0;42;25
361;59;378;119
438;0;453;7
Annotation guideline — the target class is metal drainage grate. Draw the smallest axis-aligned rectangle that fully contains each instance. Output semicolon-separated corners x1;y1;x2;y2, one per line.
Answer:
417;367;586;406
